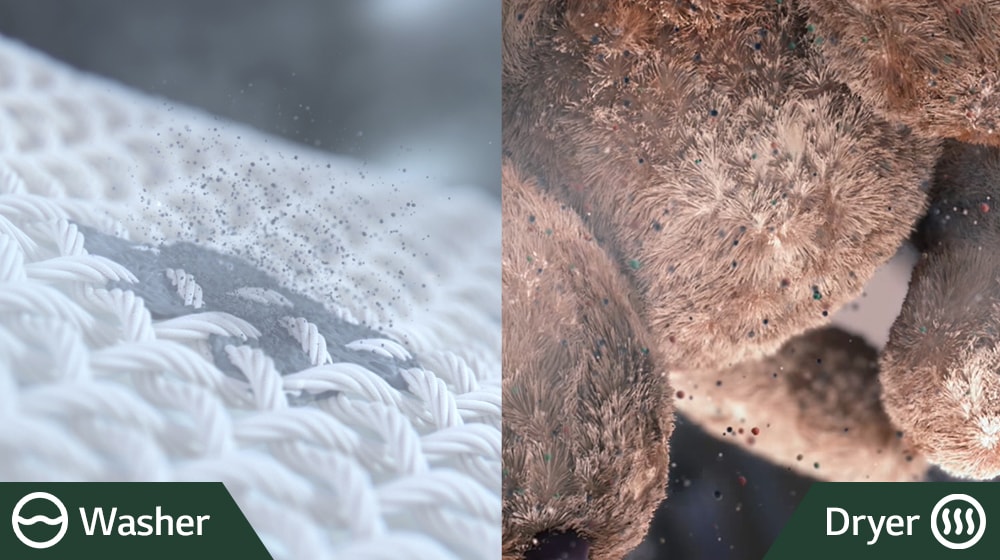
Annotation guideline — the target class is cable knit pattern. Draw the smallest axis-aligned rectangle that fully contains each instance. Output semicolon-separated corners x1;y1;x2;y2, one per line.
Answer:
0;36;500;560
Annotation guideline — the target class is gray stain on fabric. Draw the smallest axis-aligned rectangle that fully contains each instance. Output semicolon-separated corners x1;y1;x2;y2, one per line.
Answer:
77;225;415;396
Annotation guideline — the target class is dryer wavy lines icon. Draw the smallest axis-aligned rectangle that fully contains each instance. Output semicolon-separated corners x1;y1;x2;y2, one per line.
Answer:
11;492;69;549
930;493;986;550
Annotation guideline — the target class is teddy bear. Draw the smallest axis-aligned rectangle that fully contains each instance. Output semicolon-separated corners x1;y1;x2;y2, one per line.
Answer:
502;0;1000;558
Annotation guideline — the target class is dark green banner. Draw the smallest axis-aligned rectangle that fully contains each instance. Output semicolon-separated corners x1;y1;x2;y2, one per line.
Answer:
766;483;997;559
0;483;271;558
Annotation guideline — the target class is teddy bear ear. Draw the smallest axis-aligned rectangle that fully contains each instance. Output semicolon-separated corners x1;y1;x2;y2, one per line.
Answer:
881;141;1000;480
502;160;674;559
800;0;1000;146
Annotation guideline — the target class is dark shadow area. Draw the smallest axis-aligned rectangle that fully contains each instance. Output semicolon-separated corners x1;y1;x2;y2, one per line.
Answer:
630;416;815;560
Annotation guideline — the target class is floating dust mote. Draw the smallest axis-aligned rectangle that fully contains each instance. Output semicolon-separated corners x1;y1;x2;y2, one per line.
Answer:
504;0;938;374
882;140;1000;480
801;0;1000;146
502;160;673;560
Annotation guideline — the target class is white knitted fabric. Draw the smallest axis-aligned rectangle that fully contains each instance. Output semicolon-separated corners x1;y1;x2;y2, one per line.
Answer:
0;35;500;560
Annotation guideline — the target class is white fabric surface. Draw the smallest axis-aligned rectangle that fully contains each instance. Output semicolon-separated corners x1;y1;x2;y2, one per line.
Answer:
0;35;500;560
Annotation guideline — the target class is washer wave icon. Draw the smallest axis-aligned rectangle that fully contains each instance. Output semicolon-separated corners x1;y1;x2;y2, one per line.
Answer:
11;492;69;549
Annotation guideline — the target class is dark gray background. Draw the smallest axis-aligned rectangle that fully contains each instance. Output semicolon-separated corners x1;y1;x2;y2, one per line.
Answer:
0;0;499;194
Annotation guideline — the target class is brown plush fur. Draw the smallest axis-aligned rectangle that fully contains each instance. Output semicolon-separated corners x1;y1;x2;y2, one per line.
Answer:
502;0;771;97
675;327;927;482
882;140;1000;479
502;160;674;560
504;0;939;373
802;0;1000;146
502;1;1000;557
